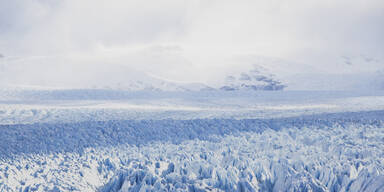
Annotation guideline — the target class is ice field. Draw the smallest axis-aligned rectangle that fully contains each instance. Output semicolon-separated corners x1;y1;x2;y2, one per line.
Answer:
2;0;383;191
1;89;384;191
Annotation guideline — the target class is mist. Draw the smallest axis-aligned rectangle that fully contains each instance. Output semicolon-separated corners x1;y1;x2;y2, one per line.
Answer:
0;0;383;89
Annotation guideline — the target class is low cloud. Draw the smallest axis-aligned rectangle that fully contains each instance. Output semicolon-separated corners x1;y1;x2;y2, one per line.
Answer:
0;0;383;89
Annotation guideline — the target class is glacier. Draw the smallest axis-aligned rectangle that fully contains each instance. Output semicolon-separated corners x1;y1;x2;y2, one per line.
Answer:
0;89;384;191
1;0;384;191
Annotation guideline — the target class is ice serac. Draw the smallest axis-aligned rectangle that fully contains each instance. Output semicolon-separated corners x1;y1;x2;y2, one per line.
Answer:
95;112;384;192
1;90;384;191
1;110;384;191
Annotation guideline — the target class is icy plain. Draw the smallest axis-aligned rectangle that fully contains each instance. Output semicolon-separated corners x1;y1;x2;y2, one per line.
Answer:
1;89;384;191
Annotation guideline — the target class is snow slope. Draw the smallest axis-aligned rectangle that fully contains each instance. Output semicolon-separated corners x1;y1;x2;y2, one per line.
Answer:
220;67;286;91
1;90;384;191
219;54;384;91
2;53;383;92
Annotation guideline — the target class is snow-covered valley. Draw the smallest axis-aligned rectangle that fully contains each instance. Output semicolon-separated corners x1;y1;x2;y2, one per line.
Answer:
1;89;384;191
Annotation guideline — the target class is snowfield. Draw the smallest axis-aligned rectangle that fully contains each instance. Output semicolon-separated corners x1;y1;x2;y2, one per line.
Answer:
1;90;384;191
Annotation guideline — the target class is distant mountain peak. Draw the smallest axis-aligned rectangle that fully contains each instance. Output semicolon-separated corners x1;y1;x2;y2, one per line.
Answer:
220;65;286;91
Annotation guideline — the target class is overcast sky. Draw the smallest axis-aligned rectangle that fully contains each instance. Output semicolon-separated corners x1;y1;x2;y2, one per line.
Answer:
0;0;383;88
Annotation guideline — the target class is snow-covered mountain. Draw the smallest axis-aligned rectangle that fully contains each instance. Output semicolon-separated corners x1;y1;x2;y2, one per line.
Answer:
221;54;384;91
220;67;286;91
1;53;383;92
0;56;213;92
103;74;213;92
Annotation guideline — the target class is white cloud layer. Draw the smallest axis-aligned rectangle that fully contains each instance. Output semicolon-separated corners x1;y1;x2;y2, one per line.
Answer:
0;0;383;89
